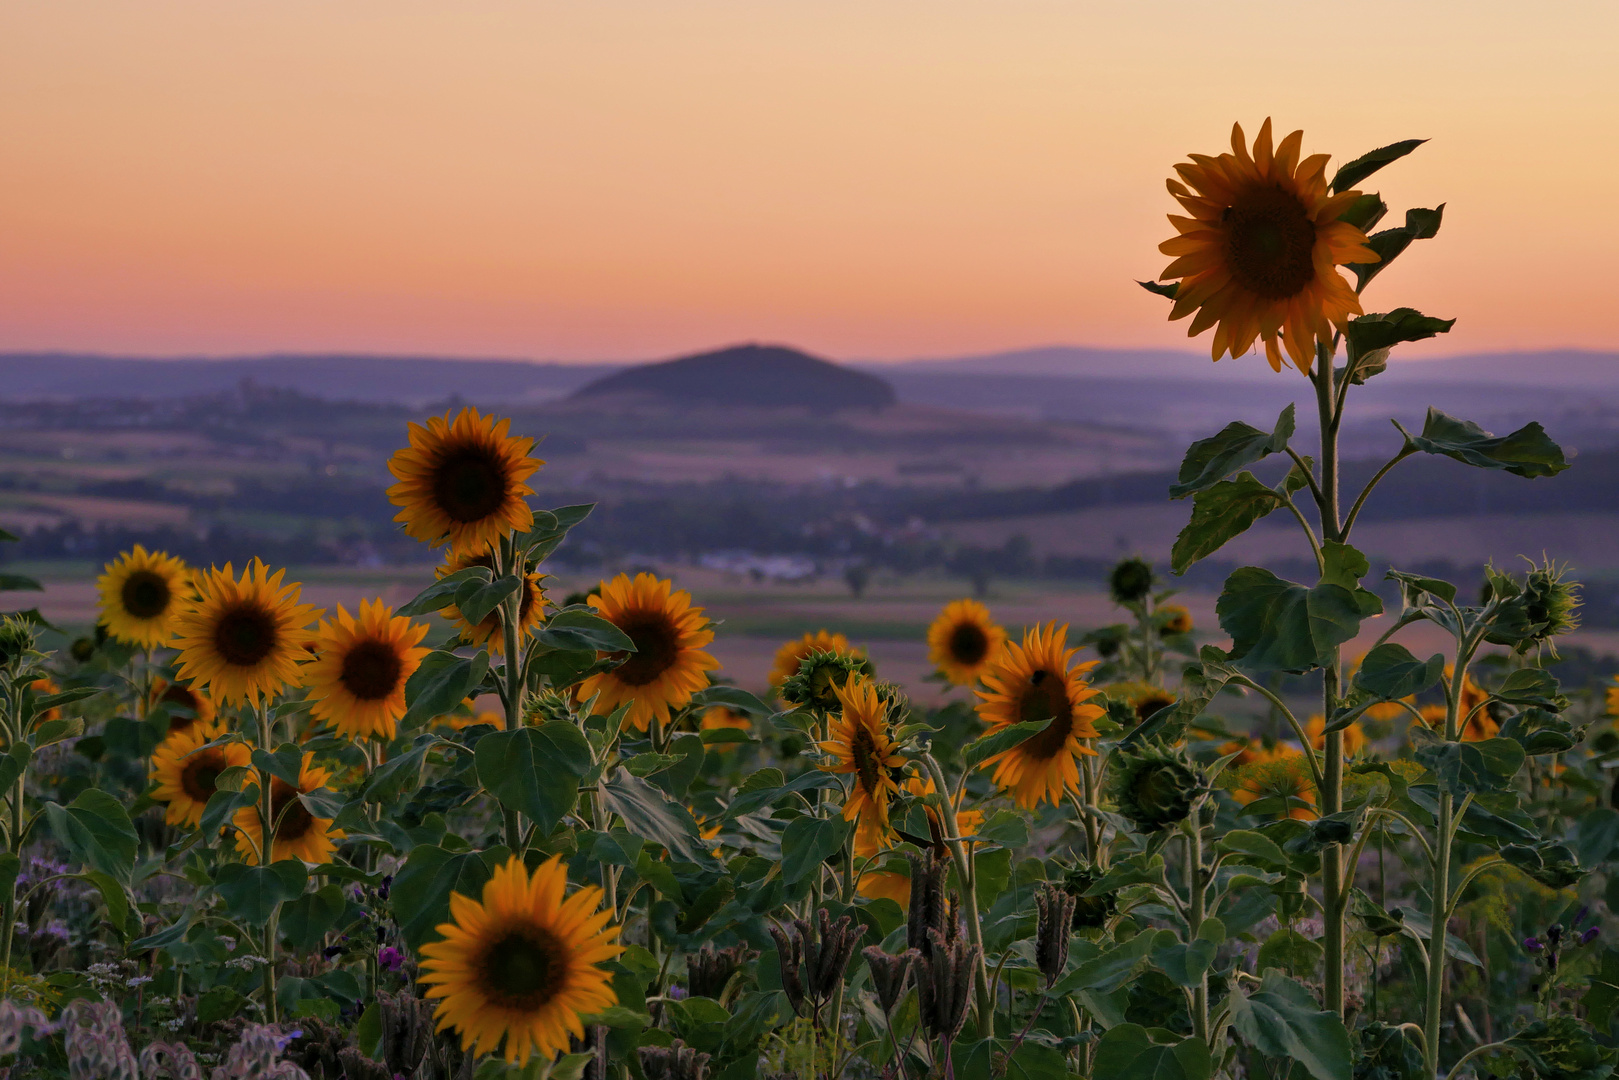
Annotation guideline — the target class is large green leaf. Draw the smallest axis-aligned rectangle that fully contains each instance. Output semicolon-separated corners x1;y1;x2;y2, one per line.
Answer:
1091;1025;1212;1080
453;574;523;629
533;610;636;653
1051;929;1162;995
45;789;138;884
475;722;595;835
599;768;715;866
690;685;772;719
392;843;510;950
963;720;1048;770
1330;139;1425;193
1395;407;1569;479
1410;729;1524;795
1582;949;1619;1028
779;816;851;885
402;649;490;727
213;860;308;924
516;503;595;564
0;573;43;593
1169;405;1294;499
1352;643;1443;701
1171;474;1283;575
1504;1017;1618;1080
1500;840;1584;889
1349;205;1444;291
1493;668;1568;711
1216;567;1368;674
396;566;491;617
1228;971;1352;1080
1342;309;1454;383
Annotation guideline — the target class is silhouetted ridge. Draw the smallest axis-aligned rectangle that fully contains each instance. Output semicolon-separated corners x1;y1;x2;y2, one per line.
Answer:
571;344;896;412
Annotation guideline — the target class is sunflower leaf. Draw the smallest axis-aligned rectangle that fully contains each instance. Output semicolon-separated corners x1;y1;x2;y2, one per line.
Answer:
453;574;523;629
600;767;717;866
391;843;511;951
1091;1025;1213;1080
1335;193;1387;232
1349;205;1445;290
402;649;490;728
779;815;853;885
1331;139;1426;193
45;789;138;885
691;685;772;718
1228;971;1353;1080
1342;308;1455;385
0;574;42;593
962;719;1049;771
1216;567;1368;674
533;610;635;653
213;860;307;924
1352;643;1444;702
1138;280;1178;300
1171;473;1283;575
518;503;595;565
476;722;595;835
1409;728;1525;796
1394;408;1569;479
395;566;491;617
1170;405;1294;499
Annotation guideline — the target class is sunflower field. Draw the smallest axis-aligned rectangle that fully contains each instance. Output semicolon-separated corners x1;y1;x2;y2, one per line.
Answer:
0;123;1614;1080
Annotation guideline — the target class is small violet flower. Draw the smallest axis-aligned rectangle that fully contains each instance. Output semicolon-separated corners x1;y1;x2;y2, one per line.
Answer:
1524;937;1544;952
378;946;404;973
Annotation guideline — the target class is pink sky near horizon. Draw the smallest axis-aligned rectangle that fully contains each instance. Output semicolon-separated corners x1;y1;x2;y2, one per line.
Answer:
3;2;1616;364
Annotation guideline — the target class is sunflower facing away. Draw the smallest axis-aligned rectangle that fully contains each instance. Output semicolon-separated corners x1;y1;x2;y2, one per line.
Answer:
1226;745;1318;820
233;751;343;864
819;676;907;850
388;407;542;557
974;622;1104;809
577;573;718;731
96;545;191;649
147;678;219;737
1158;119;1379;373
150;726;250;828
419;854;622;1066
171;560;321;706
926;599;1007;686
304;599;431;741
769;629;857;689
437;550;547;655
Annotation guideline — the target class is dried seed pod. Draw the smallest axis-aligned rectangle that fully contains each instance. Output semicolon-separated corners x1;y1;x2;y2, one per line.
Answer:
687;943;757;1000
863;946;916;1014
907;851;949;958
1034;884;1076;984
809;909;866;1003
916;929;979;1043
768;921;807;1019
640;1039;712;1080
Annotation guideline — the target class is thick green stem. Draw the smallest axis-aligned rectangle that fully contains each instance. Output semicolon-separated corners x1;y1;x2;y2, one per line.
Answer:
500;540;528;852
255;703;279;1022
1187;819;1208;1042
1313;345;1347;1019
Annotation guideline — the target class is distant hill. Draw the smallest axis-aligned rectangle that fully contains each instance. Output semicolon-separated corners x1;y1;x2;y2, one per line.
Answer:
570;343;896;412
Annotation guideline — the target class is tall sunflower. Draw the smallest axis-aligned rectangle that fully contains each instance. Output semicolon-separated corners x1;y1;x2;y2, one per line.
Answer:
576;574;718;731
233;752;343;864
388;408;541;556
96;545;191;649
171;560;321;706
419;854;622;1066
150;726;250;828
769;630;857;689
304;599;431;741
926;600;1007;686
974;623;1103;809
819;677;905;850
1158;119;1379;373
437;550;547;655
147;678;218;737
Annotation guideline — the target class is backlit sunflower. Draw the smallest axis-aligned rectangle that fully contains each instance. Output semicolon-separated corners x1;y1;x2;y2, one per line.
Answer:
974;623;1103;809
437;550;547;655
820;676;906;850
147;678;218;737
233;752;343;864
1226;745;1317;820
1158;119;1379;373
388;407;541;556
304;599;431;741
171;560;321;706
96;545;191;649
1306;714;1367;757
418;854;621;1066
926;599;1007;686
150;726;250;828
769;630;857;689
577;573;718;731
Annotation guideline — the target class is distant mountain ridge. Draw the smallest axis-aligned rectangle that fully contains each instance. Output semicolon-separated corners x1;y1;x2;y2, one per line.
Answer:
570;343;895;412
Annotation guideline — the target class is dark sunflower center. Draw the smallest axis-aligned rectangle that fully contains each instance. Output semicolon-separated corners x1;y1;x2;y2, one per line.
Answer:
339;638;404;701
850;725;883;796
946;622;989;666
477;927;564;1009
213;603;280;667
614;613;680;687
431;445;510;524
1018;669;1074;760
121;570;172;619
1223;183;1317;300
163;684;203;732
1135;694;1174;723
269;779;315;842
180;752;225;803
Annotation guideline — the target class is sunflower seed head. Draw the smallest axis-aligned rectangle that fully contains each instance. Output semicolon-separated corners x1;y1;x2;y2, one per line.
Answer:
1109;557;1155;605
1034;884;1076;984
863;947;915;1014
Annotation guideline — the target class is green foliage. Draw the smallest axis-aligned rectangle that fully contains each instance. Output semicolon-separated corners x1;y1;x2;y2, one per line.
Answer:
1395;407;1569;479
1228;971;1353;1080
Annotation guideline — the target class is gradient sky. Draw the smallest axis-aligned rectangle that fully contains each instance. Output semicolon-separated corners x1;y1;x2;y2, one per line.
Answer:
3;2;1615;363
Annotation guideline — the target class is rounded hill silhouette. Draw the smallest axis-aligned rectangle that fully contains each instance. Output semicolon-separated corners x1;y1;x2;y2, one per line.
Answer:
570;343;896;412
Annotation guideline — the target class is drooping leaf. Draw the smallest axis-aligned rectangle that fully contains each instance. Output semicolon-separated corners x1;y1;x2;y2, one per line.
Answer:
1352;643;1443;702
1228;970;1352;1080
1091;1024;1212;1080
533;610;636;653
396;566;491;617
1051;928;1162;994
213;860;308;924
453;574;523;629
1169;405;1294;499
1492;668;1568;711
45;789;138;884
516;503;595;564
1500;840;1585;889
1395;407;1569;479
1410;728;1524;795
1385;569;1457;605
1216;567;1369;674
690;685;772;718
475;722;595;835
391;843;510;950
600;768;716;866
1330;139;1426;193
963;720;1048;770
1171;474;1283;575
1392;906;1483;966
1349;205;1444;291
1504;1017;1617;1080
1342;309;1455;384
402;649;490;727
779;816;852;886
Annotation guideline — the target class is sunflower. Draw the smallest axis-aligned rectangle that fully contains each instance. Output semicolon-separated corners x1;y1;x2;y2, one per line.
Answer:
1419;704;1499;743
769;630;857;689
1306;714;1367;757
233;751;343;864
303;600;431;741
437;550;547;655
150;726;251;828
418;854;621;1066
1226;745;1317;820
926;600;1007;686
387;407;541;557
576;574;718;731
96;545;191;649
1158;119;1379;373
820;677;906;850
171;560;321;706
147;678;218;736
1104;681;1178;726
1158;604;1193;635
973;623;1103;809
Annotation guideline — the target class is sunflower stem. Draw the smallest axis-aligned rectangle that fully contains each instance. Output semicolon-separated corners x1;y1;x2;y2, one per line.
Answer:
255;700;280;1023
1312;341;1347;1020
499;538;528;853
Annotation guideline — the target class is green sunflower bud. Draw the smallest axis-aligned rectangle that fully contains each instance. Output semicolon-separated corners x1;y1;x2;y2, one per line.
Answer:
1486;559;1581;654
0;616;39;671
1109;557;1155;605
523;688;574;726
1107;742;1205;832
779;648;874;711
1060;863;1117;930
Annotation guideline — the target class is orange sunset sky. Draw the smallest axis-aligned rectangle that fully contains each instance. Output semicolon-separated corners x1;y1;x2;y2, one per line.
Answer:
2;2;1615;364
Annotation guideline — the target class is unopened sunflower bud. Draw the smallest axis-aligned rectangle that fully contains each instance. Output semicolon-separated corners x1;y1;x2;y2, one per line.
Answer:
687;943;756;1000
916;930;979;1043
0;617;38;670
863;946;915;1014
1109;557;1155;605
1034;885;1076;984
780;649;875;711
1107;742;1205;832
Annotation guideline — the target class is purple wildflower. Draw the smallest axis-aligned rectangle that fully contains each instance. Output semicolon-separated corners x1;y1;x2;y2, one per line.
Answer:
1581;927;1601;945
378;946;404;973
1525;937;1544;952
